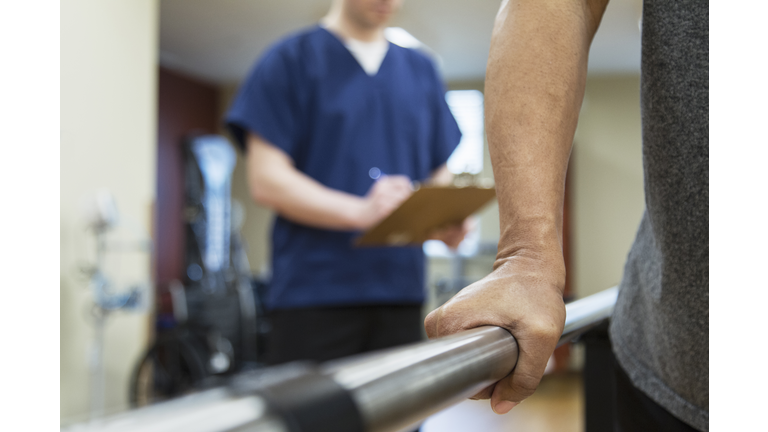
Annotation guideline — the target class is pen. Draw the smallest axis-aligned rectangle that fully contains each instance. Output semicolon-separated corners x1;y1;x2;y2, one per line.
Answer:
369;167;384;180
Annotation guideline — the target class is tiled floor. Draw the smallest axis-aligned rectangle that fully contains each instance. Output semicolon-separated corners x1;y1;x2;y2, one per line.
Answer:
421;372;583;432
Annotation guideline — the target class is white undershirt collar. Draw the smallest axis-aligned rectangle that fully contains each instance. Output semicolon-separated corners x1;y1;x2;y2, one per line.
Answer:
319;24;390;76
343;36;389;76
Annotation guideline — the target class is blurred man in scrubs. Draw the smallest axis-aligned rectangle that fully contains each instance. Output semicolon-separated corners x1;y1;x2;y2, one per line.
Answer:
226;0;465;365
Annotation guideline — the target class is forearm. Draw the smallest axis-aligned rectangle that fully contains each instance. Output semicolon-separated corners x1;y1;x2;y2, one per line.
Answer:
424;2;609;410
247;135;366;231
486;0;607;274
255;169;366;230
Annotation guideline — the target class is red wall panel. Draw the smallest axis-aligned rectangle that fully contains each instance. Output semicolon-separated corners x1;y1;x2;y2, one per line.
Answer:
155;68;219;290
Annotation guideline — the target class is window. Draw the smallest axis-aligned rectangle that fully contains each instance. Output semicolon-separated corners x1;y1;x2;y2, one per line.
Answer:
424;90;486;258
445;90;484;175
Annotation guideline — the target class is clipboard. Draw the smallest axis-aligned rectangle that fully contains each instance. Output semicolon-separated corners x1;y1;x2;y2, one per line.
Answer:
354;185;496;246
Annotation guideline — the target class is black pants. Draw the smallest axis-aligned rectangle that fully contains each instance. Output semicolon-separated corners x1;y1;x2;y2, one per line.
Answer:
264;304;423;365
614;362;699;432
584;323;701;432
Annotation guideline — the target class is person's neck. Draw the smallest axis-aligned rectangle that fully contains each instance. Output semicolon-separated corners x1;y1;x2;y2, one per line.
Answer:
320;11;386;43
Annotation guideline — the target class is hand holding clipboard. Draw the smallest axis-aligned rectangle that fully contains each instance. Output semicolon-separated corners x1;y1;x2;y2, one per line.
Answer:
355;185;496;246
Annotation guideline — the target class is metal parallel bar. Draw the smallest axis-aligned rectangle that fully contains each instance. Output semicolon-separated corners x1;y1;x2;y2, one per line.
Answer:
326;286;619;432
63;287;619;432
63;388;288;432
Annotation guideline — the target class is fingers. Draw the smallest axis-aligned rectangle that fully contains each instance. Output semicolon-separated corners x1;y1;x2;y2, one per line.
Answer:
379;174;412;190
491;360;544;414
372;176;412;200
375;175;412;192
361;175;414;228
489;317;561;413
421;260;566;414
378;176;413;205
427;303;509;406
427;221;468;249
425;299;548;412
372;176;412;209
441;225;465;248
423;303;463;339
469;384;496;400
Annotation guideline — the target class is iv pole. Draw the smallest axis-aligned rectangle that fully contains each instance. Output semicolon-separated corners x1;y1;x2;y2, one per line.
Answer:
81;190;149;421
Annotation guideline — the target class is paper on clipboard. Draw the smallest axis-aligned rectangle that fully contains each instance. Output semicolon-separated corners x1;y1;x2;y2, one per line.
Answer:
354;185;496;247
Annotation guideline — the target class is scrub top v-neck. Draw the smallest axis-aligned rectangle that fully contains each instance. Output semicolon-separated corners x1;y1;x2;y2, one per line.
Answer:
226;25;461;311
329;29;390;77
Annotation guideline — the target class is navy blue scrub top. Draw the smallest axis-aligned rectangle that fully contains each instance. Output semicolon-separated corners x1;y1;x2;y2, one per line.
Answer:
226;26;461;311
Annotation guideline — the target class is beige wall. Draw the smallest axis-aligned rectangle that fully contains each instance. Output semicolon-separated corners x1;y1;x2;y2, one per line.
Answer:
61;0;158;423
572;75;646;298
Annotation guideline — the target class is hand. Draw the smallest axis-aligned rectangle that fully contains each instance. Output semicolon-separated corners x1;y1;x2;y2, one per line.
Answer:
357;175;413;229
428;217;476;249
424;253;565;414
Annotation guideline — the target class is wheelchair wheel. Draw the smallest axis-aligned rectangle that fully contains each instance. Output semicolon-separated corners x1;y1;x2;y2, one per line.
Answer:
129;328;209;407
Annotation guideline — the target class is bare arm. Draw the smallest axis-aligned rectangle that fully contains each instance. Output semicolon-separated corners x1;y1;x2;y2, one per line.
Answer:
424;0;608;414
246;133;412;230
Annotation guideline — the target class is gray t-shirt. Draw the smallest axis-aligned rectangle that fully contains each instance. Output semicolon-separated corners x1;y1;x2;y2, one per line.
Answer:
608;0;708;430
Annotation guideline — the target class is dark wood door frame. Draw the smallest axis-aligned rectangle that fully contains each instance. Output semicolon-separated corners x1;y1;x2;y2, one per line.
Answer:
154;67;219;313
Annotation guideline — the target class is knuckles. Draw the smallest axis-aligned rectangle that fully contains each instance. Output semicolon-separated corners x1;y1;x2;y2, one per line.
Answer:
524;317;563;342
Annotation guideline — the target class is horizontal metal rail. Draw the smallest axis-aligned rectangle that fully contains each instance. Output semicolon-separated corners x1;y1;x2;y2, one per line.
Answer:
63;287;619;432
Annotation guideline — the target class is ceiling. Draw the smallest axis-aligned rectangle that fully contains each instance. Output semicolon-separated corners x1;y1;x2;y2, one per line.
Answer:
160;0;643;86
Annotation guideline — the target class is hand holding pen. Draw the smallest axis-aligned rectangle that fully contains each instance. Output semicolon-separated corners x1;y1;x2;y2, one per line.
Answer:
356;167;413;230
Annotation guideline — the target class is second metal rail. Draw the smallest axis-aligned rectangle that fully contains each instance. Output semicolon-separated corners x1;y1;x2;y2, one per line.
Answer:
64;286;619;432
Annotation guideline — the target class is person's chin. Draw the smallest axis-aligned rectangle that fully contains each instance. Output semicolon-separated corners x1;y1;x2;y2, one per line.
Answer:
370;11;392;25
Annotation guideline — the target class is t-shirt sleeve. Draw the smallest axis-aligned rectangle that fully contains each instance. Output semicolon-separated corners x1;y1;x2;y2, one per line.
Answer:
427;63;462;171
225;46;305;157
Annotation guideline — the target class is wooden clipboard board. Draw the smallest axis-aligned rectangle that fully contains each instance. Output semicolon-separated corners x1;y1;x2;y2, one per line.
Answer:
354;185;496;247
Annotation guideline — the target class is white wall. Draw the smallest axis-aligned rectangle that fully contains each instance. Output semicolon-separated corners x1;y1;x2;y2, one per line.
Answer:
572;75;646;298
61;0;158;423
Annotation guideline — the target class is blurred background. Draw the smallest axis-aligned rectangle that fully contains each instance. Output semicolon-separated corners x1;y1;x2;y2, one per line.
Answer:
61;0;645;429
